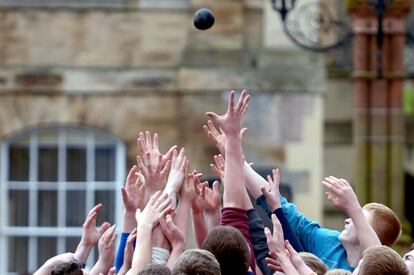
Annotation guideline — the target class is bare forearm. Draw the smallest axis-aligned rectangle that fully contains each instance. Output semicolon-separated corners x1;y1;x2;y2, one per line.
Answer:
89;260;112;275
223;136;246;208
205;210;220;232
243;161;269;199
275;253;300;275
164;188;178;208
123;210;137;233
74;241;93;264
175;199;191;239
350;208;381;250
130;226;153;274
192;210;208;247
166;244;185;269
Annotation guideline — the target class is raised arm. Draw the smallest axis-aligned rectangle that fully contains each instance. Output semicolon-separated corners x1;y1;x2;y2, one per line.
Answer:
90;224;118;275
264;214;300;275
159;213;186;270
190;172;209;247
115;167;145;272
261;169;304;252
174;160;193;241
203;119;267;199
164;148;187;208
206;90;250;209
121;166;146;232
136;131;175;199
127;191;171;275
74;204;110;265
322;176;381;250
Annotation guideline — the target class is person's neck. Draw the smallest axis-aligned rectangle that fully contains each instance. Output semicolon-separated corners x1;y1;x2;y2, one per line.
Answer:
342;240;362;268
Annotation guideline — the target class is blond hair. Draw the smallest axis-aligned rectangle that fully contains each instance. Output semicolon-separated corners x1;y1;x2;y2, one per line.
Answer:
298;252;327;275
324;269;352;275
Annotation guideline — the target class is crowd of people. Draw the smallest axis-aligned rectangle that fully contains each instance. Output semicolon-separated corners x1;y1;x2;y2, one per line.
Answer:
34;90;414;275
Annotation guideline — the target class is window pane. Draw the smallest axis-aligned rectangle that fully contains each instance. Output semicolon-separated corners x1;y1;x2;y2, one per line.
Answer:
9;146;29;181
95;191;115;224
66;237;81;253
9;190;29;226
66;191;86;226
37;237;57;268
38;191;57;226
67;147;86;181
38;147;58;181
8;237;28;273
95;146;115;181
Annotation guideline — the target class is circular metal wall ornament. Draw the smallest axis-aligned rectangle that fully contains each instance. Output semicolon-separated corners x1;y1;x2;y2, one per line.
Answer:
272;1;353;52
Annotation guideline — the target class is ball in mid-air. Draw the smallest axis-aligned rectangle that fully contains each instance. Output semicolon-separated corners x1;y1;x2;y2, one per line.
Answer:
193;8;215;30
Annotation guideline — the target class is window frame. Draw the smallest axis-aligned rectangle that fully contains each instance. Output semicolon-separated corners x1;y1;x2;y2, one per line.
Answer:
0;125;126;274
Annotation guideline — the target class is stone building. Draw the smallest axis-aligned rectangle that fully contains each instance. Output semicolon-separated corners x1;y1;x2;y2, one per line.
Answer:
2;0;402;273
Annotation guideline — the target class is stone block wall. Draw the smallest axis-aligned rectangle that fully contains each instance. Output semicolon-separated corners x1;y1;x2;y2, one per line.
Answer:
0;0;325;223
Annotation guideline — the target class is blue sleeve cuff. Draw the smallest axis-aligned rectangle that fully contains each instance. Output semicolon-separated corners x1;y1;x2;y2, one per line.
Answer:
115;232;131;272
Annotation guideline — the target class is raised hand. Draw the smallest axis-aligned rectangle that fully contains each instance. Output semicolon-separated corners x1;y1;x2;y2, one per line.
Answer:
265;214;300;275
81;204;111;246
159;213;185;249
180;168;197;203
261;168;282;212
121;166;146;212
75;204;110;264
200;180;221;214
284;240;314;275
206;90;250;136
322;176;360;214
190;172;204;214
90;225;117;275
264;214;285;255
210;154;225;181
137;131;175;168
203;120;226;155
136;131;175;191
203;120;248;156
136;153;170;192
135;191;172;228
165;148;188;197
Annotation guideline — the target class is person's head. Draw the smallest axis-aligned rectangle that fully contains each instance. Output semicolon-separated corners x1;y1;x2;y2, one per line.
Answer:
339;203;401;247
352;245;408;275
202;225;250;275
298;252;327;275
138;264;171;275
51;259;83;275
403;245;414;275
171;249;221;275
325;269;352;275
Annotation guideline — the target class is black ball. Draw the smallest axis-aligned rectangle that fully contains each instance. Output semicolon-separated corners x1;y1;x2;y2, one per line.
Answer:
193;8;215;30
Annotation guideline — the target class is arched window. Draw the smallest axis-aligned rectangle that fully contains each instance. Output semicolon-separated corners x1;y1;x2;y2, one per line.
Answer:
0;126;126;274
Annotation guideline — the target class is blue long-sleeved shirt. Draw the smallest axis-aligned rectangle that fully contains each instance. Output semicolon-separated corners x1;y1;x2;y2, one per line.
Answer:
280;196;354;271
115;232;130;273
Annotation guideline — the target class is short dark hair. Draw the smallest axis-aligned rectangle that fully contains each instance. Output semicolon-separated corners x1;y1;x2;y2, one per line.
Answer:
51;259;83;275
138;263;171;275
202;225;249;275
